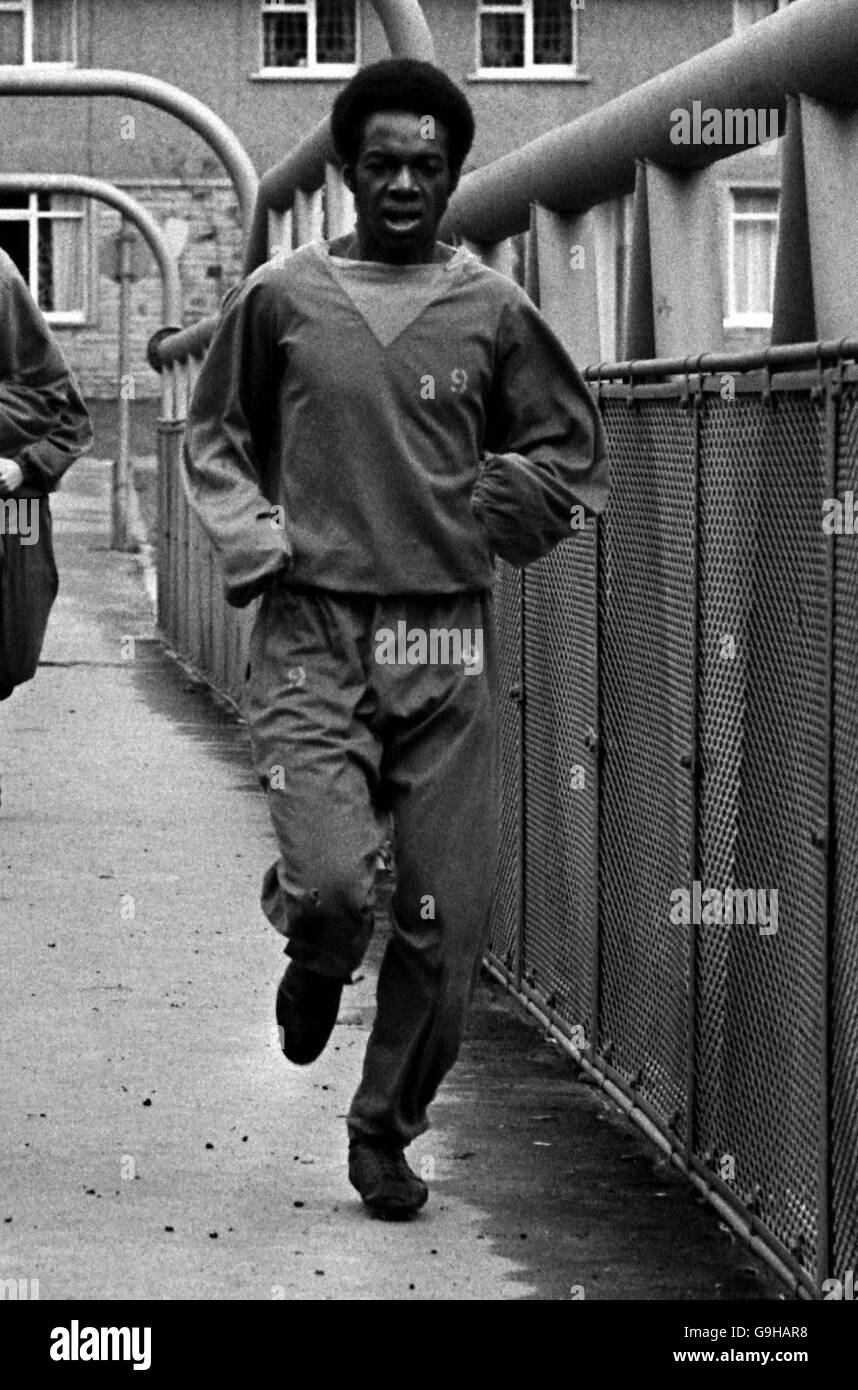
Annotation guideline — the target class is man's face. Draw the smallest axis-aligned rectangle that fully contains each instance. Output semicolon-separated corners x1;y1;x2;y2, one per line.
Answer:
343;110;457;264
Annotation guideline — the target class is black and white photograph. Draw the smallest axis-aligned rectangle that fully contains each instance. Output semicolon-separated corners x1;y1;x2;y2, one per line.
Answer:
0;0;854;1356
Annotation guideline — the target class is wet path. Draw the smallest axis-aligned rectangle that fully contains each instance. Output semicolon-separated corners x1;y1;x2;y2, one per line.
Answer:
0;460;785;1301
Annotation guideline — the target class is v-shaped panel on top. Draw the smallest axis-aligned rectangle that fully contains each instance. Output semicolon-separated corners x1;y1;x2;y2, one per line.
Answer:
322;251;466;349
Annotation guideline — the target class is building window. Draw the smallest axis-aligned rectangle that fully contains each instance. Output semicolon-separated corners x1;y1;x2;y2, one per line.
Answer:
732;0;791;33
0;0;76;65
260;0;357;73
477;0;582;74
0;194;87;322
726;188;778;328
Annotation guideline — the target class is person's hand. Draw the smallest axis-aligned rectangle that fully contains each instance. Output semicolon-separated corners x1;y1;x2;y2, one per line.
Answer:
0;458;24;495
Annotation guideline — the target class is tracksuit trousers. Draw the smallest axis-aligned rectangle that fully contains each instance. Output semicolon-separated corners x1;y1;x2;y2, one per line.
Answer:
243;583;500;1149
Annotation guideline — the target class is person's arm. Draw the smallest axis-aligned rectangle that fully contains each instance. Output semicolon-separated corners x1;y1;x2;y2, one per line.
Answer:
471;289;609;567
182;273;292;608
0;256;93;494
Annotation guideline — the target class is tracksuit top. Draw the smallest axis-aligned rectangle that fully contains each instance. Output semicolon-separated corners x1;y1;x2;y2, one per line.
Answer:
0;248;92;499
183;239;609;606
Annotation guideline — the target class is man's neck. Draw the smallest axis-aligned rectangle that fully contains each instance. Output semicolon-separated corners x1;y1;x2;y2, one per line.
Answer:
328;232;453;265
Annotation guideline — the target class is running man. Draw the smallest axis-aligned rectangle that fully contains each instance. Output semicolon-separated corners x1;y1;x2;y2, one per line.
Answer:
183;58;609;1219
0;248;92;702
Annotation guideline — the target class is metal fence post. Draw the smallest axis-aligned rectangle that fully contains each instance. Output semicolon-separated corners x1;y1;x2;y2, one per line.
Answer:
112;221;134;552
686;378;703;1158
516;567;526;993
817;373;838;1289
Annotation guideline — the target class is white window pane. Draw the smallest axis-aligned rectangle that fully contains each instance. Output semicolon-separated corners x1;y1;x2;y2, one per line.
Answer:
0;11;25;63
48;192;83;215
316;0;355;63
263;11;308;66
480;12;524;67
534;0;573;65
733;219;777;315
33;0;75;62
38;210;85;314
733;0;779;33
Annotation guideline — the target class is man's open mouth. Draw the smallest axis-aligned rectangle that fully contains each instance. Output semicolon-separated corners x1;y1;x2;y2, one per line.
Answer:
380;209;423;234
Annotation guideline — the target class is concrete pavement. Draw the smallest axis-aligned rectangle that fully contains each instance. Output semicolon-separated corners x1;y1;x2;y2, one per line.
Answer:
0;458;786;1301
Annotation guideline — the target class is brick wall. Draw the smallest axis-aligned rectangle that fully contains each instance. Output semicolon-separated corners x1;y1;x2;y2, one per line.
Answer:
54;181;245;399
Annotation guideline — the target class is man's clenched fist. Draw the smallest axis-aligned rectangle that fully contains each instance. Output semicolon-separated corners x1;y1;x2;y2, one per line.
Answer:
0;457;24;495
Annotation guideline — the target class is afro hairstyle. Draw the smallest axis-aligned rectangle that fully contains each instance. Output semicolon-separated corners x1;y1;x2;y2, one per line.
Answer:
330;58;475;180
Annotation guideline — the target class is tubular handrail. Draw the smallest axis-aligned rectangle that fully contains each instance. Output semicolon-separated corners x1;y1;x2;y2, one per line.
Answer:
157;316;217;368
0;173;182;324
585;336;858;381
441;0;858;244
0;67;258;233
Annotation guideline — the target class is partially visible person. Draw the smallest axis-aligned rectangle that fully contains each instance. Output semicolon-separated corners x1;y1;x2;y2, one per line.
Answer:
0;248;92;701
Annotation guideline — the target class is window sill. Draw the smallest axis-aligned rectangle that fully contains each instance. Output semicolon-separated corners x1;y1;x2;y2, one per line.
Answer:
0;60;77;69
466;69;591;83
723;315;773;330
45;312;87;327
0;63;76;71
250;67;357;82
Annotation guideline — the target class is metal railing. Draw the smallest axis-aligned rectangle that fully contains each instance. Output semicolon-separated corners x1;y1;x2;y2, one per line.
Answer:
486;347;858;1300
441;0;858;244
0;67;258;232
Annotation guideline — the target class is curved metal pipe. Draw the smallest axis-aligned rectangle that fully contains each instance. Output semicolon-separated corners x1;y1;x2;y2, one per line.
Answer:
584;334;858;381
242;0;435;273
0;68;258;233
0;173;182;324
442;0;858;244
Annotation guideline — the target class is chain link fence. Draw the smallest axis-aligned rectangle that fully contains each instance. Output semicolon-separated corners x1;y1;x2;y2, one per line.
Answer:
485;361;858;1297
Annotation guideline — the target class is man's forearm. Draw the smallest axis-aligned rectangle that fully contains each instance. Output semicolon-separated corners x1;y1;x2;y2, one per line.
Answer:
471;438;609;568
475;290;610;567
1;382;93;493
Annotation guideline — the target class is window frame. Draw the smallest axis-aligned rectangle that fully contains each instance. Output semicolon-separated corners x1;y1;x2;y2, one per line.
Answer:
0;0;78;68
257;0;359;79
731;0;790;35
724;184;779;330
0;193;88;323
474;0;583;79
